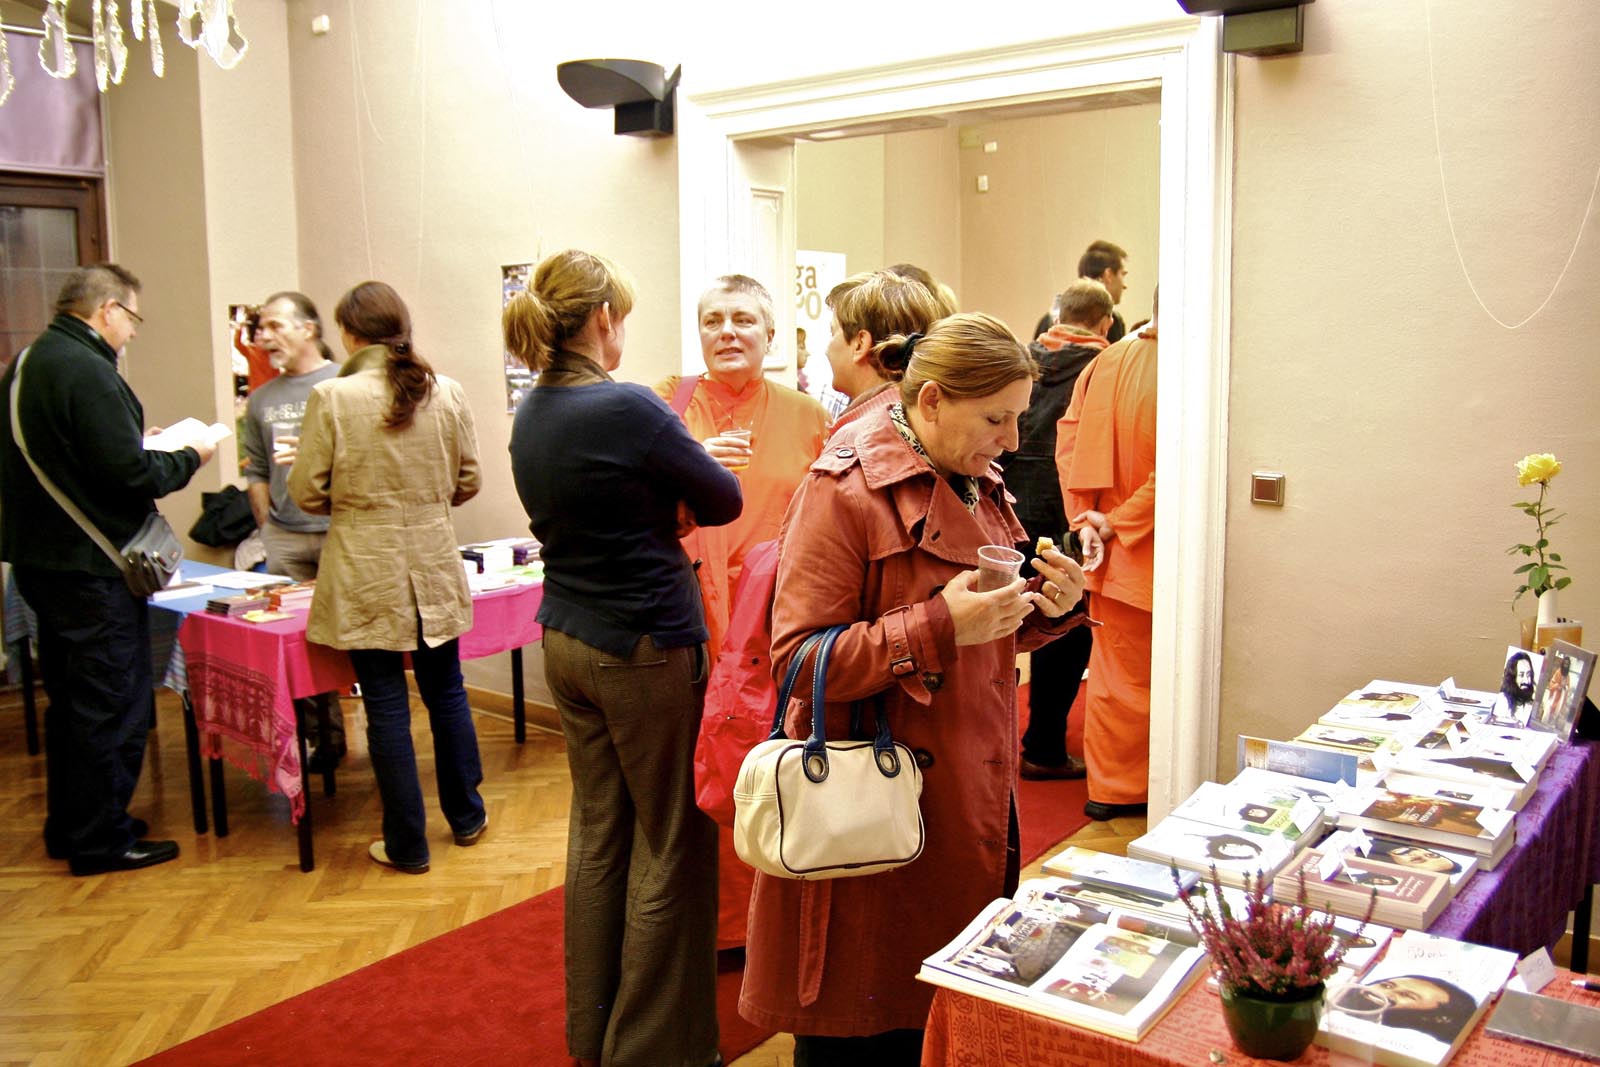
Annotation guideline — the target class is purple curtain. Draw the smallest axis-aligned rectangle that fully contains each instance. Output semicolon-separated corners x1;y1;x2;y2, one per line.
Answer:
0;35;103;175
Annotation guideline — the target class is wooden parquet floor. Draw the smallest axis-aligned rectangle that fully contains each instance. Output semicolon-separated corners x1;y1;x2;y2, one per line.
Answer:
0;684;574;1066
0;680;1151;1067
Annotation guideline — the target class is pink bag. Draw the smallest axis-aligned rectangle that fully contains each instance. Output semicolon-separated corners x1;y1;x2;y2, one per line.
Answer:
694;539;780;826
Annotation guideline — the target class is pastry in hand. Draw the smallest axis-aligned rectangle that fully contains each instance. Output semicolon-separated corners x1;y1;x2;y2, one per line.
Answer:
1035;535;1055;557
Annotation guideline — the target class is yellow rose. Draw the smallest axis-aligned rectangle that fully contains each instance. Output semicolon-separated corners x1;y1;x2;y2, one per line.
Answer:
1516;453;1561;486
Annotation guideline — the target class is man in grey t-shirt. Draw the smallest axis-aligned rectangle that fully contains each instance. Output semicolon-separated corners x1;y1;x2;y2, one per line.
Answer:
241;291;346;771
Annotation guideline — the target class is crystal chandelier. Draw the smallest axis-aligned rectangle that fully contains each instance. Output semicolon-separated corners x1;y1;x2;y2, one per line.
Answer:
4;0;247;107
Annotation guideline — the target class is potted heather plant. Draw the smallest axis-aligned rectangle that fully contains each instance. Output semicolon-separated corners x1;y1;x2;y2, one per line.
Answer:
1177;865;1375;1061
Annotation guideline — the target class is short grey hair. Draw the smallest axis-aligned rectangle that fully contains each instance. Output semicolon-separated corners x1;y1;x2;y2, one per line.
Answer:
699;274;774;332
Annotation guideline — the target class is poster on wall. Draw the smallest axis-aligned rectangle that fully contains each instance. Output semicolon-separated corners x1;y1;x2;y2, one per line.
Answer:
794;250;847;399
502;263;537;412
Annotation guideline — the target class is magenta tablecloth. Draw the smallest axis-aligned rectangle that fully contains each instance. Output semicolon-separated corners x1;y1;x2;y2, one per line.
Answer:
1428;739;1600;955
182;581;544;820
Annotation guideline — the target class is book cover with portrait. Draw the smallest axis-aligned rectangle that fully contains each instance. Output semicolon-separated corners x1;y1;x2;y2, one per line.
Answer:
1317;932;1516;1067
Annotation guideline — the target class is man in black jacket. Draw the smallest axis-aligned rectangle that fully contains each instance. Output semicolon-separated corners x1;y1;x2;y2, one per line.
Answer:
0;263;214;875
1002;278;1114;780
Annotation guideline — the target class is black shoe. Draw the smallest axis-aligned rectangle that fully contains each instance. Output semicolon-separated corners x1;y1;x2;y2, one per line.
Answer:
46;817;149;860
1020;755;1087;781
1083;800;1148;821
69;839;180;876
306;739;347;774
453;817;488;847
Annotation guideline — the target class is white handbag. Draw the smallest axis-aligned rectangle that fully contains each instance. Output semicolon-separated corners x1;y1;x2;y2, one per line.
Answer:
733;624;925;880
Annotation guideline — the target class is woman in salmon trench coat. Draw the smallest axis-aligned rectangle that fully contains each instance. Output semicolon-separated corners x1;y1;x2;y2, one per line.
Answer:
739;312;1091;1066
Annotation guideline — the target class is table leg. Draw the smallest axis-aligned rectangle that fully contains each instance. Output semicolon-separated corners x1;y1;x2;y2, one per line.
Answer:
296;726;315;872
180;692;208;835
511;646;525;744
19;635;38;756
209;756;229;837
316;694;336;797
1575;883;1594;974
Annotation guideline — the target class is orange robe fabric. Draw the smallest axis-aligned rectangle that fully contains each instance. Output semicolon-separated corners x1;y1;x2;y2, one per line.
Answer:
656;375;829;659
656;373;828;949
1055;330;1157;805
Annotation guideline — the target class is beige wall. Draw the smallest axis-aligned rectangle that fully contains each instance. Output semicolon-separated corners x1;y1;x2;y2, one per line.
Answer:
883;128;963;300
1219;0;1600;771
956;105;1159;341
795;104;1158;342
796;137;886;276
104;23;220;553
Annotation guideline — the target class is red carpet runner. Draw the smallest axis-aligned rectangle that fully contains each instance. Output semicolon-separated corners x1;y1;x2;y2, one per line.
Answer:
137;684;1089;1066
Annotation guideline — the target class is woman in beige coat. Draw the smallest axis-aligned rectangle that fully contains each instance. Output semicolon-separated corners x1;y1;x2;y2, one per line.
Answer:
288;280;485;874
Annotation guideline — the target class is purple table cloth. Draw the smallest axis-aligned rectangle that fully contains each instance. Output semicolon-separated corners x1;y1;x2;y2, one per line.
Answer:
1428;739;1599;955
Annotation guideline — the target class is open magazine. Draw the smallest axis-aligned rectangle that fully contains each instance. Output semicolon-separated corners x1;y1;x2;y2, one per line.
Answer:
917;878;1209;1041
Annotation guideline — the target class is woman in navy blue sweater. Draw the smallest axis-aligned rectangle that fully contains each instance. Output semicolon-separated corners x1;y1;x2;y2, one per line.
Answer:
505;249;741;1067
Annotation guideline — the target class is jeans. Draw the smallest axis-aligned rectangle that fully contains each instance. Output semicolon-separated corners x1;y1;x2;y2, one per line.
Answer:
15;567;152;861
347;624;485;867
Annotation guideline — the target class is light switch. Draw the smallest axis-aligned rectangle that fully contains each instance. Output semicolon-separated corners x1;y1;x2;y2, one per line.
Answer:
1250;471;1286;506
311;14;331;34
976;175;989;193
983;141;999;154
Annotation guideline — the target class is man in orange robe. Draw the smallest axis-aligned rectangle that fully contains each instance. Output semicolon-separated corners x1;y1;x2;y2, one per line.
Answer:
657;275;828;948
1055;308;1157;821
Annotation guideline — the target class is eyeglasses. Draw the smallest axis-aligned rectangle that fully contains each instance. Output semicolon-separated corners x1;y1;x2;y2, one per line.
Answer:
113;300;144;326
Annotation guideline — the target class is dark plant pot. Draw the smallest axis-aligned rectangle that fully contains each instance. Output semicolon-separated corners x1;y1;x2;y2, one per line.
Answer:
1218;983;1325;1061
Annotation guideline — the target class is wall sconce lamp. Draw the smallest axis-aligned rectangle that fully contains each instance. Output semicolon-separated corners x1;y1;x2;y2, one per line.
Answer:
1176;0;1314;57
556;59;680;137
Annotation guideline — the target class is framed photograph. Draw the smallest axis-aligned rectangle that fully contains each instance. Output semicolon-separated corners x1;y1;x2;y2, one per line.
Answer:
1490;644;1543;727
1529;639;1595;741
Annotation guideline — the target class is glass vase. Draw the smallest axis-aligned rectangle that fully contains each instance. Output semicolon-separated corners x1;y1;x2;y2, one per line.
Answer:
1537;587;1561;627
1218;983;1325;1061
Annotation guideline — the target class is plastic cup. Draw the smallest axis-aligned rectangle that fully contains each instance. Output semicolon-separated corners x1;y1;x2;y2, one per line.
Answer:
271;421;296;457
976;545;1026;591
724;427;752;472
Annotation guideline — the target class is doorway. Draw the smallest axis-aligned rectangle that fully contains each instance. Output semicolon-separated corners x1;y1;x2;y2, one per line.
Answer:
677;18;1233;817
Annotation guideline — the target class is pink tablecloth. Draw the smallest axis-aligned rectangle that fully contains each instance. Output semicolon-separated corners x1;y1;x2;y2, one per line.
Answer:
182;581;544;819
922;966;1600;1067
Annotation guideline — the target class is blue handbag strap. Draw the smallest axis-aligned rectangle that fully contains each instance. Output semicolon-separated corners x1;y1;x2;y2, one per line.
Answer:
767;627;834;741
784;623;903;785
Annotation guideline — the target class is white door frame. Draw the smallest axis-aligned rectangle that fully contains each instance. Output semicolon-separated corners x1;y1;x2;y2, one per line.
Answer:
676;17;1233;817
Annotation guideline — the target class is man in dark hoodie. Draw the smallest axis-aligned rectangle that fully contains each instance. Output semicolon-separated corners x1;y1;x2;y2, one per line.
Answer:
1001;278;1113;780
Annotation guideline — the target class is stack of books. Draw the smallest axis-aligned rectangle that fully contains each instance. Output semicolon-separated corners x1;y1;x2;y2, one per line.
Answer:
460;542;514;574
1126;814;1300;890
1042;845;1199;901
267;582;316;611
1332;787;1516;869
1168;778;1327;844
1274;849;1456;927
206;592;273;616
1317;931;1517;1067
1125;773;1322;889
